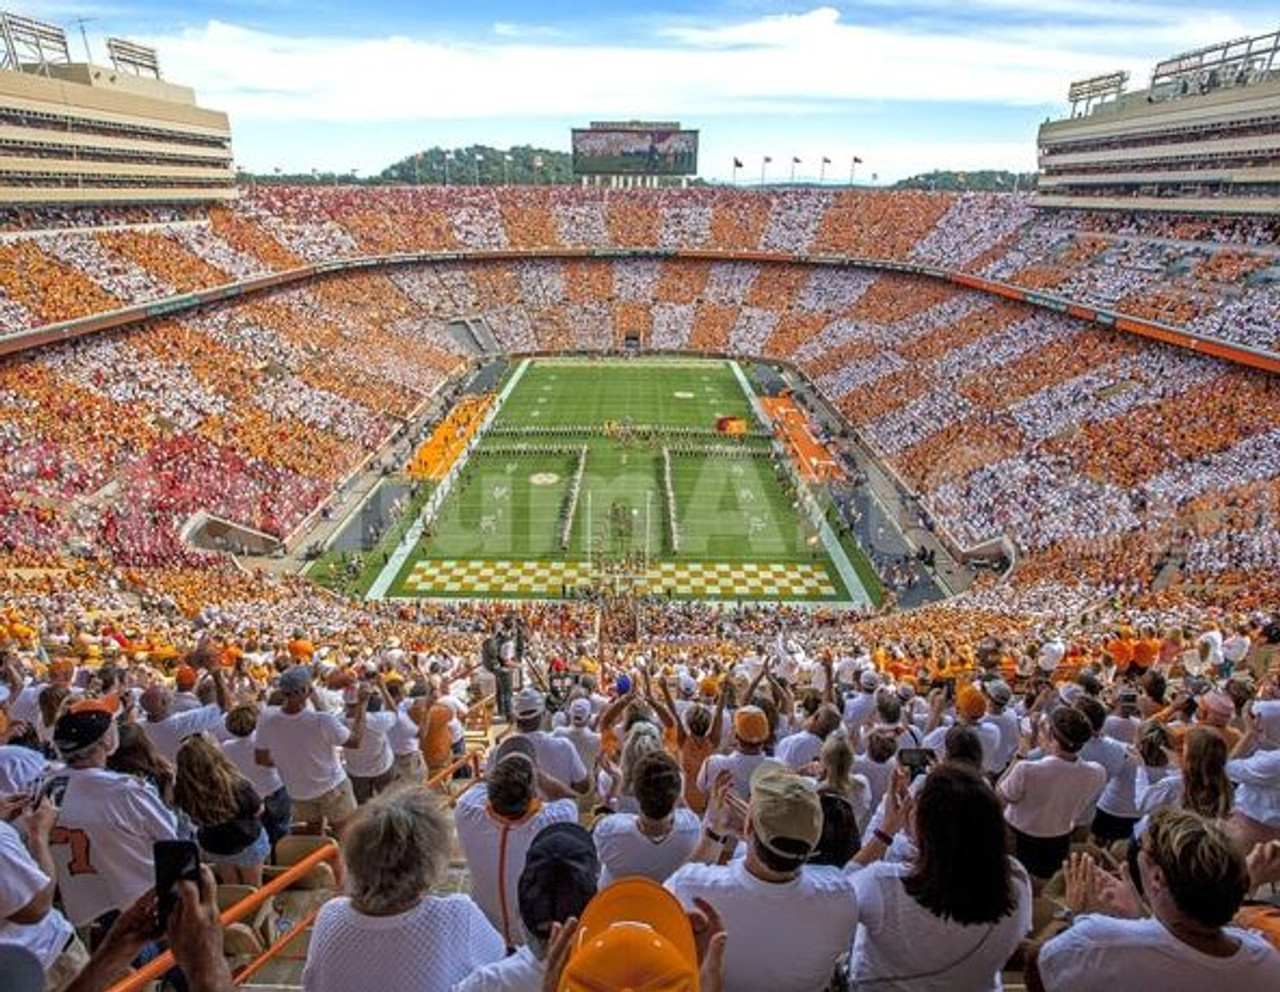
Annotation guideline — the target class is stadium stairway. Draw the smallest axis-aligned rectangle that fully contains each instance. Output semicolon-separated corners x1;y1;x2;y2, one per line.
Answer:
469;317;502;354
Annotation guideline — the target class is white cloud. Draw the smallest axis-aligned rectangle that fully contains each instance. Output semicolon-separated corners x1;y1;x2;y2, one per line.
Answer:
141;6;1277;127
125;5;1276;176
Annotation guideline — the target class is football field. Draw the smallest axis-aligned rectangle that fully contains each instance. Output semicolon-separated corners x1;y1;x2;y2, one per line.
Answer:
376;358;868;604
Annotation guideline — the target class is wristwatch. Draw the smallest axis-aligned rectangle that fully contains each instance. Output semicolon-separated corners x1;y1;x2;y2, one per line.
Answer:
704;826;730;845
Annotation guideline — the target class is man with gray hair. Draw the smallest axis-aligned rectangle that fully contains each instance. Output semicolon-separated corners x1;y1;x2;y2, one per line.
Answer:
42;697;178;933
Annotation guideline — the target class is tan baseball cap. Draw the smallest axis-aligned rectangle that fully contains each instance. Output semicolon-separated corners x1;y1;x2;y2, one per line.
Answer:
749;761;822;858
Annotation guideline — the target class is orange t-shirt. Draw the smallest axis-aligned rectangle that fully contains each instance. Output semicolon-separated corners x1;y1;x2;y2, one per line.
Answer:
1132;638;1161;669
1107;638;1136;668
680;736;715;815
411;700;454;770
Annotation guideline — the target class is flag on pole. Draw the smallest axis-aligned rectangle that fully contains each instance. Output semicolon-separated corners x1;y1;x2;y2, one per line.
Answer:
476;153;485;161
822;156;832;164
792;156;802;164
763;155;773;163
854;156;864;164
733;157;744;168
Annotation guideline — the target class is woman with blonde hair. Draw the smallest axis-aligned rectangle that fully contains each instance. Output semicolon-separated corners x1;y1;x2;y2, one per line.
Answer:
1136;726;1233;829
817;730;871;833
173;732;268;886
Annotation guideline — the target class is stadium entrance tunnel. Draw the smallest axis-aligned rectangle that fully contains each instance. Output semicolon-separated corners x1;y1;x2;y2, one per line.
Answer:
183;512;284;556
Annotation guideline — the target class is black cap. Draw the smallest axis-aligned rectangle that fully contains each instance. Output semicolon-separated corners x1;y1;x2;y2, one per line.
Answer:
53;710;113;757
518;822;598;939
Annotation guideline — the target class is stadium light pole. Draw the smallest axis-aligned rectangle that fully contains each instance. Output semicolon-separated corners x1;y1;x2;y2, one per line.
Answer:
444;152;452;187
503;153;512;186
475;153;484;185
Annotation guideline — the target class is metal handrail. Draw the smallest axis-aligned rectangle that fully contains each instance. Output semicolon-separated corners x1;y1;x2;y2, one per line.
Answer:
231;902;324;986
106;840;340;992
425;748;483;805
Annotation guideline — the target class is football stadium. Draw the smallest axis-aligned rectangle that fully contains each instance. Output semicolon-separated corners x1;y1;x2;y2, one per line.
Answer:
1;6;1280;992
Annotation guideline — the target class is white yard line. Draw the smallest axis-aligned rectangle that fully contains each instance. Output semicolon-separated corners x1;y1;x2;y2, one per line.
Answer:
366;360;531;599
729;360;871;609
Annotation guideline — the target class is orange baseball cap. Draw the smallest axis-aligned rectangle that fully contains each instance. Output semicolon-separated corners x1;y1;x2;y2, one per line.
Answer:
733;705;770;745
68;693;120;717
559;877;698;992
174;664;199;690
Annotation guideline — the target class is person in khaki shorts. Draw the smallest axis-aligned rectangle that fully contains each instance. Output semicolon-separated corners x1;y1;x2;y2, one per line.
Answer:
255;666;367;835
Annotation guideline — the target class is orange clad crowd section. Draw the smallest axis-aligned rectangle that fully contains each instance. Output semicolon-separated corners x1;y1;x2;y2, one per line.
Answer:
408;394;494;481
761;394;844;484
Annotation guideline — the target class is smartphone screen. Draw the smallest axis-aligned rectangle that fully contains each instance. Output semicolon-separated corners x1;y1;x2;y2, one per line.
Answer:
154;840;201;930
897;747;937;781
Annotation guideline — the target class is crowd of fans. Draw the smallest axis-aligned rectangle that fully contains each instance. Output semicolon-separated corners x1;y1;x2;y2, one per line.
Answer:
2;187;1277;355
2;225;1278;595
1;590;1278;990
0;185;1277;989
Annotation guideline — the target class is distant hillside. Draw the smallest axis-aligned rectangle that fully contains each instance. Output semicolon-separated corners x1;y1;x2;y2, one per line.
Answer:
893;170;1037;192
380;145;574;185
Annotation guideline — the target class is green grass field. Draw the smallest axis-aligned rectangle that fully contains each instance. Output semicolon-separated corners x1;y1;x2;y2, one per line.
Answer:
377;358;870;603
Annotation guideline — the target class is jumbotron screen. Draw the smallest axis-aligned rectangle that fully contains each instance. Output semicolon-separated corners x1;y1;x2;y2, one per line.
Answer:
572;126;699;176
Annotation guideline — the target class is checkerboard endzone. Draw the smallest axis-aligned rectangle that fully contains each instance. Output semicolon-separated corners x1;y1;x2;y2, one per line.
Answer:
401;559;838;598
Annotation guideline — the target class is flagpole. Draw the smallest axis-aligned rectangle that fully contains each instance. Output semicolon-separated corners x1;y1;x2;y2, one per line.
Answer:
790;158;797;183
850;157;857;186
760;157;768;186
819;158;827;184
732;160;740;185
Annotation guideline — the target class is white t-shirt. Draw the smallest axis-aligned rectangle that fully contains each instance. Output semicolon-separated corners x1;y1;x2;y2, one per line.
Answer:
843;692;879;732
0;820;74;969
255;705;350;801
1081;736;1138;820
222;734;284;798
667;858;859;992
1251;699;1280;749
551;725;601;774
1135;766;1183;817
594;809;701;887
1102;715;1139;745
1037;915;1280;992
697;750;767;800
143;704;226;764
775;730;824;771
0;745;47;795
303;894;505;992
453;944;543;992
1222;634;1251;664
343;711;397;779
485;732;587;788
853;757;895;814
922;721;1004;775
46;766;178;926
982;710;1021;772
850;859;1032;992
997;755;1106;838
389;703;422;757
453;785;578;947
1227;750;1280;828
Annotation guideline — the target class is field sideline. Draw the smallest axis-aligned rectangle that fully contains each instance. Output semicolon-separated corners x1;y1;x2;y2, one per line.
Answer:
376;358;873;605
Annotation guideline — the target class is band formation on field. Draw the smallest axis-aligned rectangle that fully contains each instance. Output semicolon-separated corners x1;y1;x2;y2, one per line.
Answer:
368;358;871;606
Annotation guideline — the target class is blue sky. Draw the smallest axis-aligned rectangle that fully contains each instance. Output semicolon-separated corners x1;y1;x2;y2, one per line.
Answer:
21;1;1280;180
